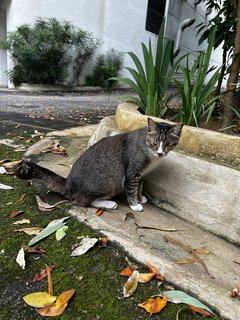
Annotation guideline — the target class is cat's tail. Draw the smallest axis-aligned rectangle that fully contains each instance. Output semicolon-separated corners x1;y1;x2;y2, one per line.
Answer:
15;160;66;195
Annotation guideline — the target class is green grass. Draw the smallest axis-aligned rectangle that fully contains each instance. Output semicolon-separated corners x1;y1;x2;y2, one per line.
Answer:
0;136;220;320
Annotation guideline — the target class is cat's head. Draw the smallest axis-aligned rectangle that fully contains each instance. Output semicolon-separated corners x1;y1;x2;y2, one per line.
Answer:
146;118;183;157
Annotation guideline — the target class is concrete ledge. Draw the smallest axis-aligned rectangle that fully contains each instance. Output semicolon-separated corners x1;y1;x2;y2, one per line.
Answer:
115;103;240;168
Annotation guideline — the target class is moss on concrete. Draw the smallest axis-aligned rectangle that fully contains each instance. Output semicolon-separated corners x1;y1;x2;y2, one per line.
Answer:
0;141;220;320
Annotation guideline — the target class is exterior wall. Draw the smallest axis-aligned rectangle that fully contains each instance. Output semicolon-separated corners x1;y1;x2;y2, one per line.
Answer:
0;8;8;86
0;0;223;87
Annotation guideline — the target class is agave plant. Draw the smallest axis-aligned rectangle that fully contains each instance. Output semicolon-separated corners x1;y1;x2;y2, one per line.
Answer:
111;22;184;117
173;30;221;126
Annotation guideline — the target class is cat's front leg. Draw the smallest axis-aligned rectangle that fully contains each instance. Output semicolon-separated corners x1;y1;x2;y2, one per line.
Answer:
137;180;148;204
125;175;144;212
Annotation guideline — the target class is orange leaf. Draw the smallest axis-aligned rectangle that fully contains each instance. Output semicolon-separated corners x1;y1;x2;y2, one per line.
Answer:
120;267;134;277
37;290;75;317
32;265;55;282
189;305;212;317
55;289;75;308
37;302;68;317
139;273;156;283
146;262;164;281
98;237;108;248
138;295;167;315
96;208;104;216
10;210;24;218
230;284;240;297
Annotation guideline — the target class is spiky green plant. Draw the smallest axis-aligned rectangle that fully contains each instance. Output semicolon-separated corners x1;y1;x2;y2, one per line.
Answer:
111;22;184;117
173;30;221;126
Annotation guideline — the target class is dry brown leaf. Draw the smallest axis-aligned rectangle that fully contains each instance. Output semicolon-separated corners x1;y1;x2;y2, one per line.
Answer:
37;302;68;317
3;160;21;168
13;219;30;225
16;193;27;203
32;265;55;282
176;258;204;265
0;159;10;164
15;227;43;235
194;248;210;255
164;235;209;274
10;210;24;218
230;284;240;298
67;131;77;136
123;270;139;297
36;195;55;212
120;267;134;277
37;290;75;317
189;305;212;316
98;237;108;248
146;262;164;281
138;295;167;316
120;267;156;283
96;208;104;216
24;247;46;254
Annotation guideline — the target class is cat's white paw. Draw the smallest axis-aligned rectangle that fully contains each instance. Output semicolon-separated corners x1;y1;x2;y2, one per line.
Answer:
139;196;147;204
130;203;143;212
91;200;118;210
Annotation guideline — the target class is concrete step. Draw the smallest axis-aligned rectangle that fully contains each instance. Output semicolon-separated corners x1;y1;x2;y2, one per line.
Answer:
21;129;240;320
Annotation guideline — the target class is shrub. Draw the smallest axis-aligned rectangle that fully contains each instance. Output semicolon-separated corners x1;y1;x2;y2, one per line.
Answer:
86;49;123;88
173;30;221;126
0;17;100;86
110;22;185;117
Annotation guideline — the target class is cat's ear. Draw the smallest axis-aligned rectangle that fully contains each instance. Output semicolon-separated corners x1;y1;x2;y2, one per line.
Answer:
147;118;158;132
170;123;183;138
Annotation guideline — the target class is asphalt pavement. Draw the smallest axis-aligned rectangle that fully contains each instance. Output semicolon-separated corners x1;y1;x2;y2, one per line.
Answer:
0;89;125;134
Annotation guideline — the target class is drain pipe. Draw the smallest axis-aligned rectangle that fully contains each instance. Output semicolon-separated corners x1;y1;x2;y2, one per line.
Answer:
174;18;195;57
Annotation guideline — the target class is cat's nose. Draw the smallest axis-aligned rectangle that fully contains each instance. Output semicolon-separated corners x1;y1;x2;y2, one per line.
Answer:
157;152;165;157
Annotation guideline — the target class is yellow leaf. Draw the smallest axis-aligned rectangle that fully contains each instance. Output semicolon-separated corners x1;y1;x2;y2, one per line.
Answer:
138;295;167;315
55;289;75;307
23;292;57;308
123;270;139;297
195;248;210;255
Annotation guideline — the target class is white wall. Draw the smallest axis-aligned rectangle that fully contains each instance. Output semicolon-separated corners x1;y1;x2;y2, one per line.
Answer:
2;0;223;87
0;9;8;86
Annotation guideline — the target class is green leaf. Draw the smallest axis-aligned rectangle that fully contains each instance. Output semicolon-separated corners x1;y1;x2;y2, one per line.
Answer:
28;217;69;246
163;290;215;314
56;226;68;242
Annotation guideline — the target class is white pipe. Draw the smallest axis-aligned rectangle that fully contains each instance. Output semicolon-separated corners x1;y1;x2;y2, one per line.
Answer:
174;18;195;57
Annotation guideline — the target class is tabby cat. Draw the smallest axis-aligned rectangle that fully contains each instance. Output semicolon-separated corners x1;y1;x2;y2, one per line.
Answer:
16;118;183;212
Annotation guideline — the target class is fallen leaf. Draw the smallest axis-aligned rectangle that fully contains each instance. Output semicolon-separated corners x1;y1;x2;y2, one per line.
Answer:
28;216;69;246
194;248;210;255
2;160;21;168
10;210;24;218
164;235;209;274
16;247;26;269
32;265;55;282
163;290;214;314
16;193;27;203
0;167;6;174
56;226;68;242
176;258;204;265
189;305;212;316
46;264;53;295
0;159;10;163
15;227;43;235
96;208;104;216
37;302;68;317
71;237;98;256
23;292;57;308
67;131;77;136
123;270;139;298
138;295;167;315
125;256;139;270
55;289;75;307
13;219;30;225
37;289;75;317
36;195;55;212
120;267;156;283
45;142;68;156
0;183;13;190
230;284;240;298
24;247;46;254
98;237;108;248
146;262;164;281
